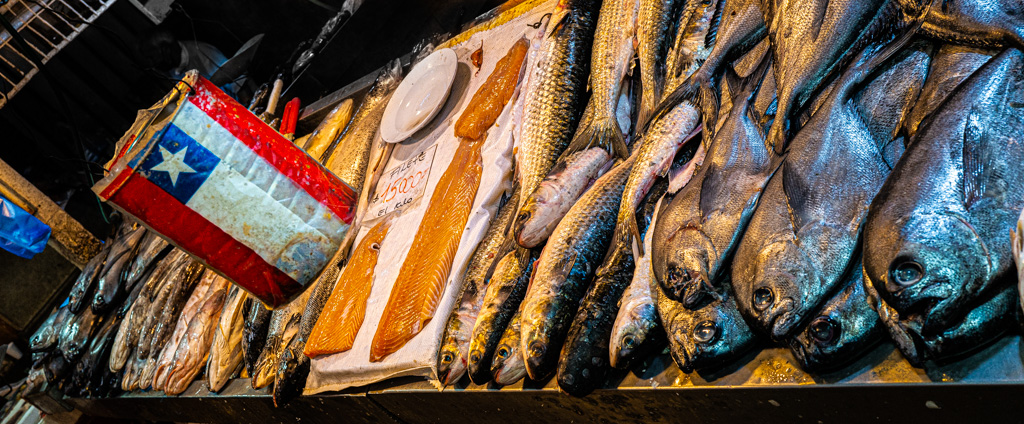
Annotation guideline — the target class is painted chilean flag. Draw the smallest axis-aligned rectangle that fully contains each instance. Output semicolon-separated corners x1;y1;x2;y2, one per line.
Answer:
95;75;356;307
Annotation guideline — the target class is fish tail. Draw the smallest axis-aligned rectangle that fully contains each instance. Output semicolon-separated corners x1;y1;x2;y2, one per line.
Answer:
613;209;643;258
566;116;630;161
637;74;663;132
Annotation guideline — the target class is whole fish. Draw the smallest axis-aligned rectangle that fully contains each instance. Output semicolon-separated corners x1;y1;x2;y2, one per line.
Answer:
658;274;758;372
520;153;636;381
904;44;994;138
242;297;273;378
760;0;888;154
164;288;227;395
657;0;766;139
788;258;884;372
636;0;684;127
58;306;102;361
662;0;719;97
652;54;776;308
490;306;526;386
304;98;354;162
108;255;176;373
208;285;247;392
615;101;700;253
252;290;309;390
556;179;664;396
610;196;668;369
437;187;521;387
153;271;220;391
515;147;611;248
143;260;205;359
90;248;133;314
30;304;69;352
862;48;1024;337
566;0;636;161
305;218;393;357
513;0;601;238
732;38;928;340
324;59;403;189
124;231;170;289
71;314;121;394
466;247;536;384
865;268;1016;365
371;38;529;362
68;242;109;314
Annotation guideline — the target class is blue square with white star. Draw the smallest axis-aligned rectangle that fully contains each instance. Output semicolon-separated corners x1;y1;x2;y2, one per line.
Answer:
139;124;219;204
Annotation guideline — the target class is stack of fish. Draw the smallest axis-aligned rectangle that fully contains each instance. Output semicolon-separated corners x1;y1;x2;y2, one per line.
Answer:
425;0;1024;397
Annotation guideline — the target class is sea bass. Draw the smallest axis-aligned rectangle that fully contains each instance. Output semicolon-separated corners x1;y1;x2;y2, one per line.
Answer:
437;187;521;387
513;0;601;240
732;38;928;340
652;53;776;308
467;247;536;384
304;218;393;357
324;59;403;189
862;48;1024;339
520;152;636;381
788;258;884;372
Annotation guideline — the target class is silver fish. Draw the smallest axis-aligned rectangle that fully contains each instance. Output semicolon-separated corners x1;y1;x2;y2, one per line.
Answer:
637;0;685;127
516;147;611;248
490;306;526;386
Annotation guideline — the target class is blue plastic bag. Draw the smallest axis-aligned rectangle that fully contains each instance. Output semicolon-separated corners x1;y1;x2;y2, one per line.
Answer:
0;195;51;259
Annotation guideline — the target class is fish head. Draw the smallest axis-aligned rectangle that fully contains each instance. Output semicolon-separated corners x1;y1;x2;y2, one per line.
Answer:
863;210;989;335
740;240;819;341
653;225;717;307
515;188;560;248
608;302;658;369
437;343;466;387
788;269;884;372
661;294;757;373
521;300;561;380
491;341;525;386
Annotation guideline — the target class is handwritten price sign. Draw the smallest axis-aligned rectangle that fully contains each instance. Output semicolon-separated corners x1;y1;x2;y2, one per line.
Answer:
365;145;437;222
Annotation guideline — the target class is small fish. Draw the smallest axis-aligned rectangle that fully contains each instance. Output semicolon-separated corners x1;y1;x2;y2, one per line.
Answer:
862;48;1024;337
324;59;403;188
305;218;393;357
242;296;273;378
467;247;536;384
303;98;355;162
164;287;227;395
437;187;521;387
788;258;884;372
490;305;526;386
68;242;109;314
615;101;700;255
90;249;132;315
520;153;636;381
515;147;611;248
208;285;247;392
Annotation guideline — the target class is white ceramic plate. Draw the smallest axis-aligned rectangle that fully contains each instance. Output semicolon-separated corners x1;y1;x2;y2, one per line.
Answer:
380;48;458;143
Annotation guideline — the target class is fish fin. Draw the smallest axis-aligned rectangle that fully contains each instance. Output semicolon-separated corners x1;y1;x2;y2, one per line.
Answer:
564;115;630;161
961;107;989;209
705;0;724;49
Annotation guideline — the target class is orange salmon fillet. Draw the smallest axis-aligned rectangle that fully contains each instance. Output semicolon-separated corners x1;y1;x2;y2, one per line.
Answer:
454;38;529;141
304;218;393;357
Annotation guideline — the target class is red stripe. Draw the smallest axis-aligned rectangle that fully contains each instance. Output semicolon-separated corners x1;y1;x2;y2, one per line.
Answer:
96;167;136;201
187;77;356;224
109;174;305;307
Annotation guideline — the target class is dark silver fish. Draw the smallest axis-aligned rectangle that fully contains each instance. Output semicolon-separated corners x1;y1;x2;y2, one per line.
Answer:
788;258;884;372
760;0;888;154
58;305;102;362
516;147;610;248
732;38;929;340
124;231;171;289
30;304;69;352
862;48;1024;337
68;242;109;314
904;44;994;138
242;295;273;378
912;0;1024;49
556;180;665;396
490;305;526;386
91;248;132;314
520;153;636;381
466;247;535;384
651;53;777;308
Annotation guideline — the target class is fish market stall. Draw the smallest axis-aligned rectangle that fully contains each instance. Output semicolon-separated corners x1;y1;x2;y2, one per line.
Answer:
8;0;1024;422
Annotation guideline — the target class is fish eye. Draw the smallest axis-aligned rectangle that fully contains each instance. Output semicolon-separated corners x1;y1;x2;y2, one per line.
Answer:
528;341;546;358
468;351;481;364
809;317;839;344
891;261;923;286
496;346;510;360
440;352;454;364
753;287;774;310
693;321;718;344
622;335;637;349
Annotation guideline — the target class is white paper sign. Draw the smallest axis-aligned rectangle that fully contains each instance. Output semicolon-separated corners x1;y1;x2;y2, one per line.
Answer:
364;144;437;222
